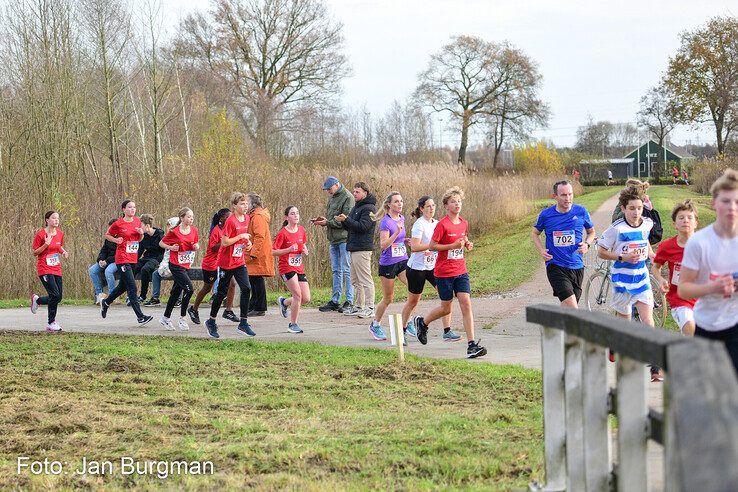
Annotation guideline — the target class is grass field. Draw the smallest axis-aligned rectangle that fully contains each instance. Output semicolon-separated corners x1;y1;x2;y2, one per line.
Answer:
0;332;543;490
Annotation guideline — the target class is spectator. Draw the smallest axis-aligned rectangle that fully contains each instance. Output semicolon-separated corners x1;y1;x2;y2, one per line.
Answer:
607;169;613;186
245;192;275;316
136;214;165;306
88;218;118;305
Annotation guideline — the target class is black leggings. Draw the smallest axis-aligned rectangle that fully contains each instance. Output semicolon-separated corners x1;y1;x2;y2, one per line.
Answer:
165;264;194;318
248;275;267;312
106;263;144;319
38;274;63;324
695;323;738;377
211;265;251;319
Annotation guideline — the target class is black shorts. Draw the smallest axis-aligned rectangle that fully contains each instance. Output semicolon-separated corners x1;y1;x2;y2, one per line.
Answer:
406;267;436;294
546;264;584;302
378;260;407;279
281;272;308;282
202;269;218;284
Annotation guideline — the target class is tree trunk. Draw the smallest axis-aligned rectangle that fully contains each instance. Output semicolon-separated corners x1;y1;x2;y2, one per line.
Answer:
715;119;725;155
458;112;470;165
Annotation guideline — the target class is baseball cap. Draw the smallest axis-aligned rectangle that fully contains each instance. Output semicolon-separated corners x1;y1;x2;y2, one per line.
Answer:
322;176;339;190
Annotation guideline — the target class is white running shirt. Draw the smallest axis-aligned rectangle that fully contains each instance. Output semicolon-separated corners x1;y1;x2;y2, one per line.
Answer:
597;217;653;296
407;216;438;271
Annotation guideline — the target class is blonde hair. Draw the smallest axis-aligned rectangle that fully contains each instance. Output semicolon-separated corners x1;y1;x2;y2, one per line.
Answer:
671;199;698;222
230;191;247;207
710;169;738;198
442;186;465;205
371;191;402;221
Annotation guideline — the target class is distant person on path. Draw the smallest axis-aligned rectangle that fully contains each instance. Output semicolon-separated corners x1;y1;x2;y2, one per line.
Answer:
679;169;738;376
607;169;613;186
274;206;311;334
245;192;274;316
88;218;118;305
100;200;153;326
652;200;698;336
30;211;69;332
335;181;377;318
682;169;689;185
532;180;595;308
313;176;355;313
573;169;581;182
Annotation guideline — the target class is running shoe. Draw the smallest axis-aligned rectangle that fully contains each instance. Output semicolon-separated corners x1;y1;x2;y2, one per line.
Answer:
138;315;154;326
405;321;418;338
222;310;239;323
342;305;360;315
443;329;462;342
187;306;201;325
248;310;266;317
288;323;303;334
205;318;220;339
30;294;39;314
46;322;62;333
100;299;110;319
368;321;387;341
467;339;487;359
178;318;189;331
413;316;428;345
318;300;340;312
278;296;288;318
357;307;375;319
237;319;256;337
174;297;182;308
95;293;106;305
337;301;352;313
144;298;161;307
160;316;176;331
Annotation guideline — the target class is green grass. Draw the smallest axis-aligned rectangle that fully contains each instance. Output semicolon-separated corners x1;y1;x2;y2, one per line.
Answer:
0;332;543;490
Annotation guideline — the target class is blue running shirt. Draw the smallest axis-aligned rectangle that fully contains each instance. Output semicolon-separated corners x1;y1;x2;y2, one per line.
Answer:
534;204;594;269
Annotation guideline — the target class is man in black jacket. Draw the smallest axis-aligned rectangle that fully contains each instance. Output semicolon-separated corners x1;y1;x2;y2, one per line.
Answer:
335;181;377;318
88;218;118;305
134;214;165;305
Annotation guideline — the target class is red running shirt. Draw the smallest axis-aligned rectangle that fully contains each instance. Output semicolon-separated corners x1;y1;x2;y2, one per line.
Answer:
33;229;65;276
273;226;307;275
218;213;250;270
653;236;696;309
432;215;469;278
162;225;200;269
107;217;143;265
201;226;223;271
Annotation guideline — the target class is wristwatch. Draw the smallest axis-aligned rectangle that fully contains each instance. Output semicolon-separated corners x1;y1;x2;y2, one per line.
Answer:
617;255;623;262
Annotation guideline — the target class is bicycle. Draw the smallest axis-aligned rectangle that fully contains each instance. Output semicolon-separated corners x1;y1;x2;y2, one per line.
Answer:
583;251;667;328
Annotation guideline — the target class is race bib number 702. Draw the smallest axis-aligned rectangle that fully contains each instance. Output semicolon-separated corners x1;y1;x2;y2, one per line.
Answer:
553;230;575;247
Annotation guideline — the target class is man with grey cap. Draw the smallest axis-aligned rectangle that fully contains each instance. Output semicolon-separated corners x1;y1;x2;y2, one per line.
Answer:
313;176;355;312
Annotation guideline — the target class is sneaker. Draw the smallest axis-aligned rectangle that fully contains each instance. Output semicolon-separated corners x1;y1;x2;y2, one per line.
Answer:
443;329;462;342
205;318;220;339
46;321;62;333
467;339;487;359
402;331;408;346
368;321;387;341
95;293;106;306
357;307;375;319
138;315;154;325
248;310;266;317
127;296;144;307
288;323;303;334
174;298;182;308
413;316;428;345
237;319;256;337
405;321;418;338
278;296;288;318
187;306;201;325
337;301;352;313
178;318;189;331
30;294;39;314
222;310;239;323
101;299;110;319
160;316;176;331
318;300;340;312
342;304;360;315
144;298;161;307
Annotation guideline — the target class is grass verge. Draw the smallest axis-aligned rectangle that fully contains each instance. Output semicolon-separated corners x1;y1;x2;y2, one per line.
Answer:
0;332;543;490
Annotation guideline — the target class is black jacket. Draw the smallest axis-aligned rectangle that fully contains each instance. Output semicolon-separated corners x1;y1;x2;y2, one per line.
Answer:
343;194;377;252
96;239;117;265
140;228;165;262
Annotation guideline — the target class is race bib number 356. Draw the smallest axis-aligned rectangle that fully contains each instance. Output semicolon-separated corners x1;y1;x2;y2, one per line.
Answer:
448;248;464;260
553;230;575;247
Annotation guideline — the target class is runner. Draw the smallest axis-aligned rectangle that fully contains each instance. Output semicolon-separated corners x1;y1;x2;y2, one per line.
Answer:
401;195;459;342
597;186;661;381
367;192;409;342
30;211;69;332
100;200;153;325
679;169;738;375
159;208;199;332
532;180;595;308
188;208;236;325
672;165;680;185
205;192;254;339
412;187;487;358
652;200;698;336
273;206;311;334
607;169;613;186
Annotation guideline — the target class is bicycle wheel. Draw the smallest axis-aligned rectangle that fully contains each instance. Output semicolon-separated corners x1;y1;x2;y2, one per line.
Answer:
584;271;611;314
650;274;667;328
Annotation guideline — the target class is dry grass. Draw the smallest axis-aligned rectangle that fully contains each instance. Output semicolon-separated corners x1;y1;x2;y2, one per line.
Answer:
690;156;738;195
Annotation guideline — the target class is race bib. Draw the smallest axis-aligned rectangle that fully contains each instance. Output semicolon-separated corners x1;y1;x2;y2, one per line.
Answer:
46;253;60;267
178;251;195;265
391;243;406;258
448;248;464;260
623;241;648;260
671;264;681;286
553;230;575;247
232;244;243;257
126;241;139;254
423;251;437;268
288;254;302;267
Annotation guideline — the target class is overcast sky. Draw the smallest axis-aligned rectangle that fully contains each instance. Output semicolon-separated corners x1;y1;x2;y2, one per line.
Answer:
162;0;736;148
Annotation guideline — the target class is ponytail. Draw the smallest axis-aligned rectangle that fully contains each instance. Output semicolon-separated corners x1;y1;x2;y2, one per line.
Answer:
210;208;230;233
283;205;298;227
412;195;432;219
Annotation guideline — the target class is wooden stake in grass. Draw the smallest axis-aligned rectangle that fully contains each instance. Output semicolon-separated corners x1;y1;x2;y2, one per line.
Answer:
388;313;404;363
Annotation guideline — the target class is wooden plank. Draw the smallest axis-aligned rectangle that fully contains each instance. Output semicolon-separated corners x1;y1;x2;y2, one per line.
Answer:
564;335;585;491
616;356;648;492
582;342;611;490
540;327;567;491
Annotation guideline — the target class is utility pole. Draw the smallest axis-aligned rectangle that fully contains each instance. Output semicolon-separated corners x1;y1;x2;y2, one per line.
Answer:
438;118;443;148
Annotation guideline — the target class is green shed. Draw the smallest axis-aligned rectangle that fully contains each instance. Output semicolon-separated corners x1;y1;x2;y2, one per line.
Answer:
623;140;695;178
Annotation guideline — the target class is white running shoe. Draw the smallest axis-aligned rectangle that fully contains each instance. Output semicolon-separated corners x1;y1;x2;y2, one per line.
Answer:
95;293;106;305
30;294;39;314
160;316;176;331
178;318;189;331
46;321;62;332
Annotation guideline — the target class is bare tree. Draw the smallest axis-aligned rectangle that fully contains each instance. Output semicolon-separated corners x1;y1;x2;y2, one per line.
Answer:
176;0;350;155
637;85;677;151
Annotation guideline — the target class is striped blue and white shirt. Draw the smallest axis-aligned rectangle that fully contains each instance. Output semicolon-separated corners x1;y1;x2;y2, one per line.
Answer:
598;217;654;296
